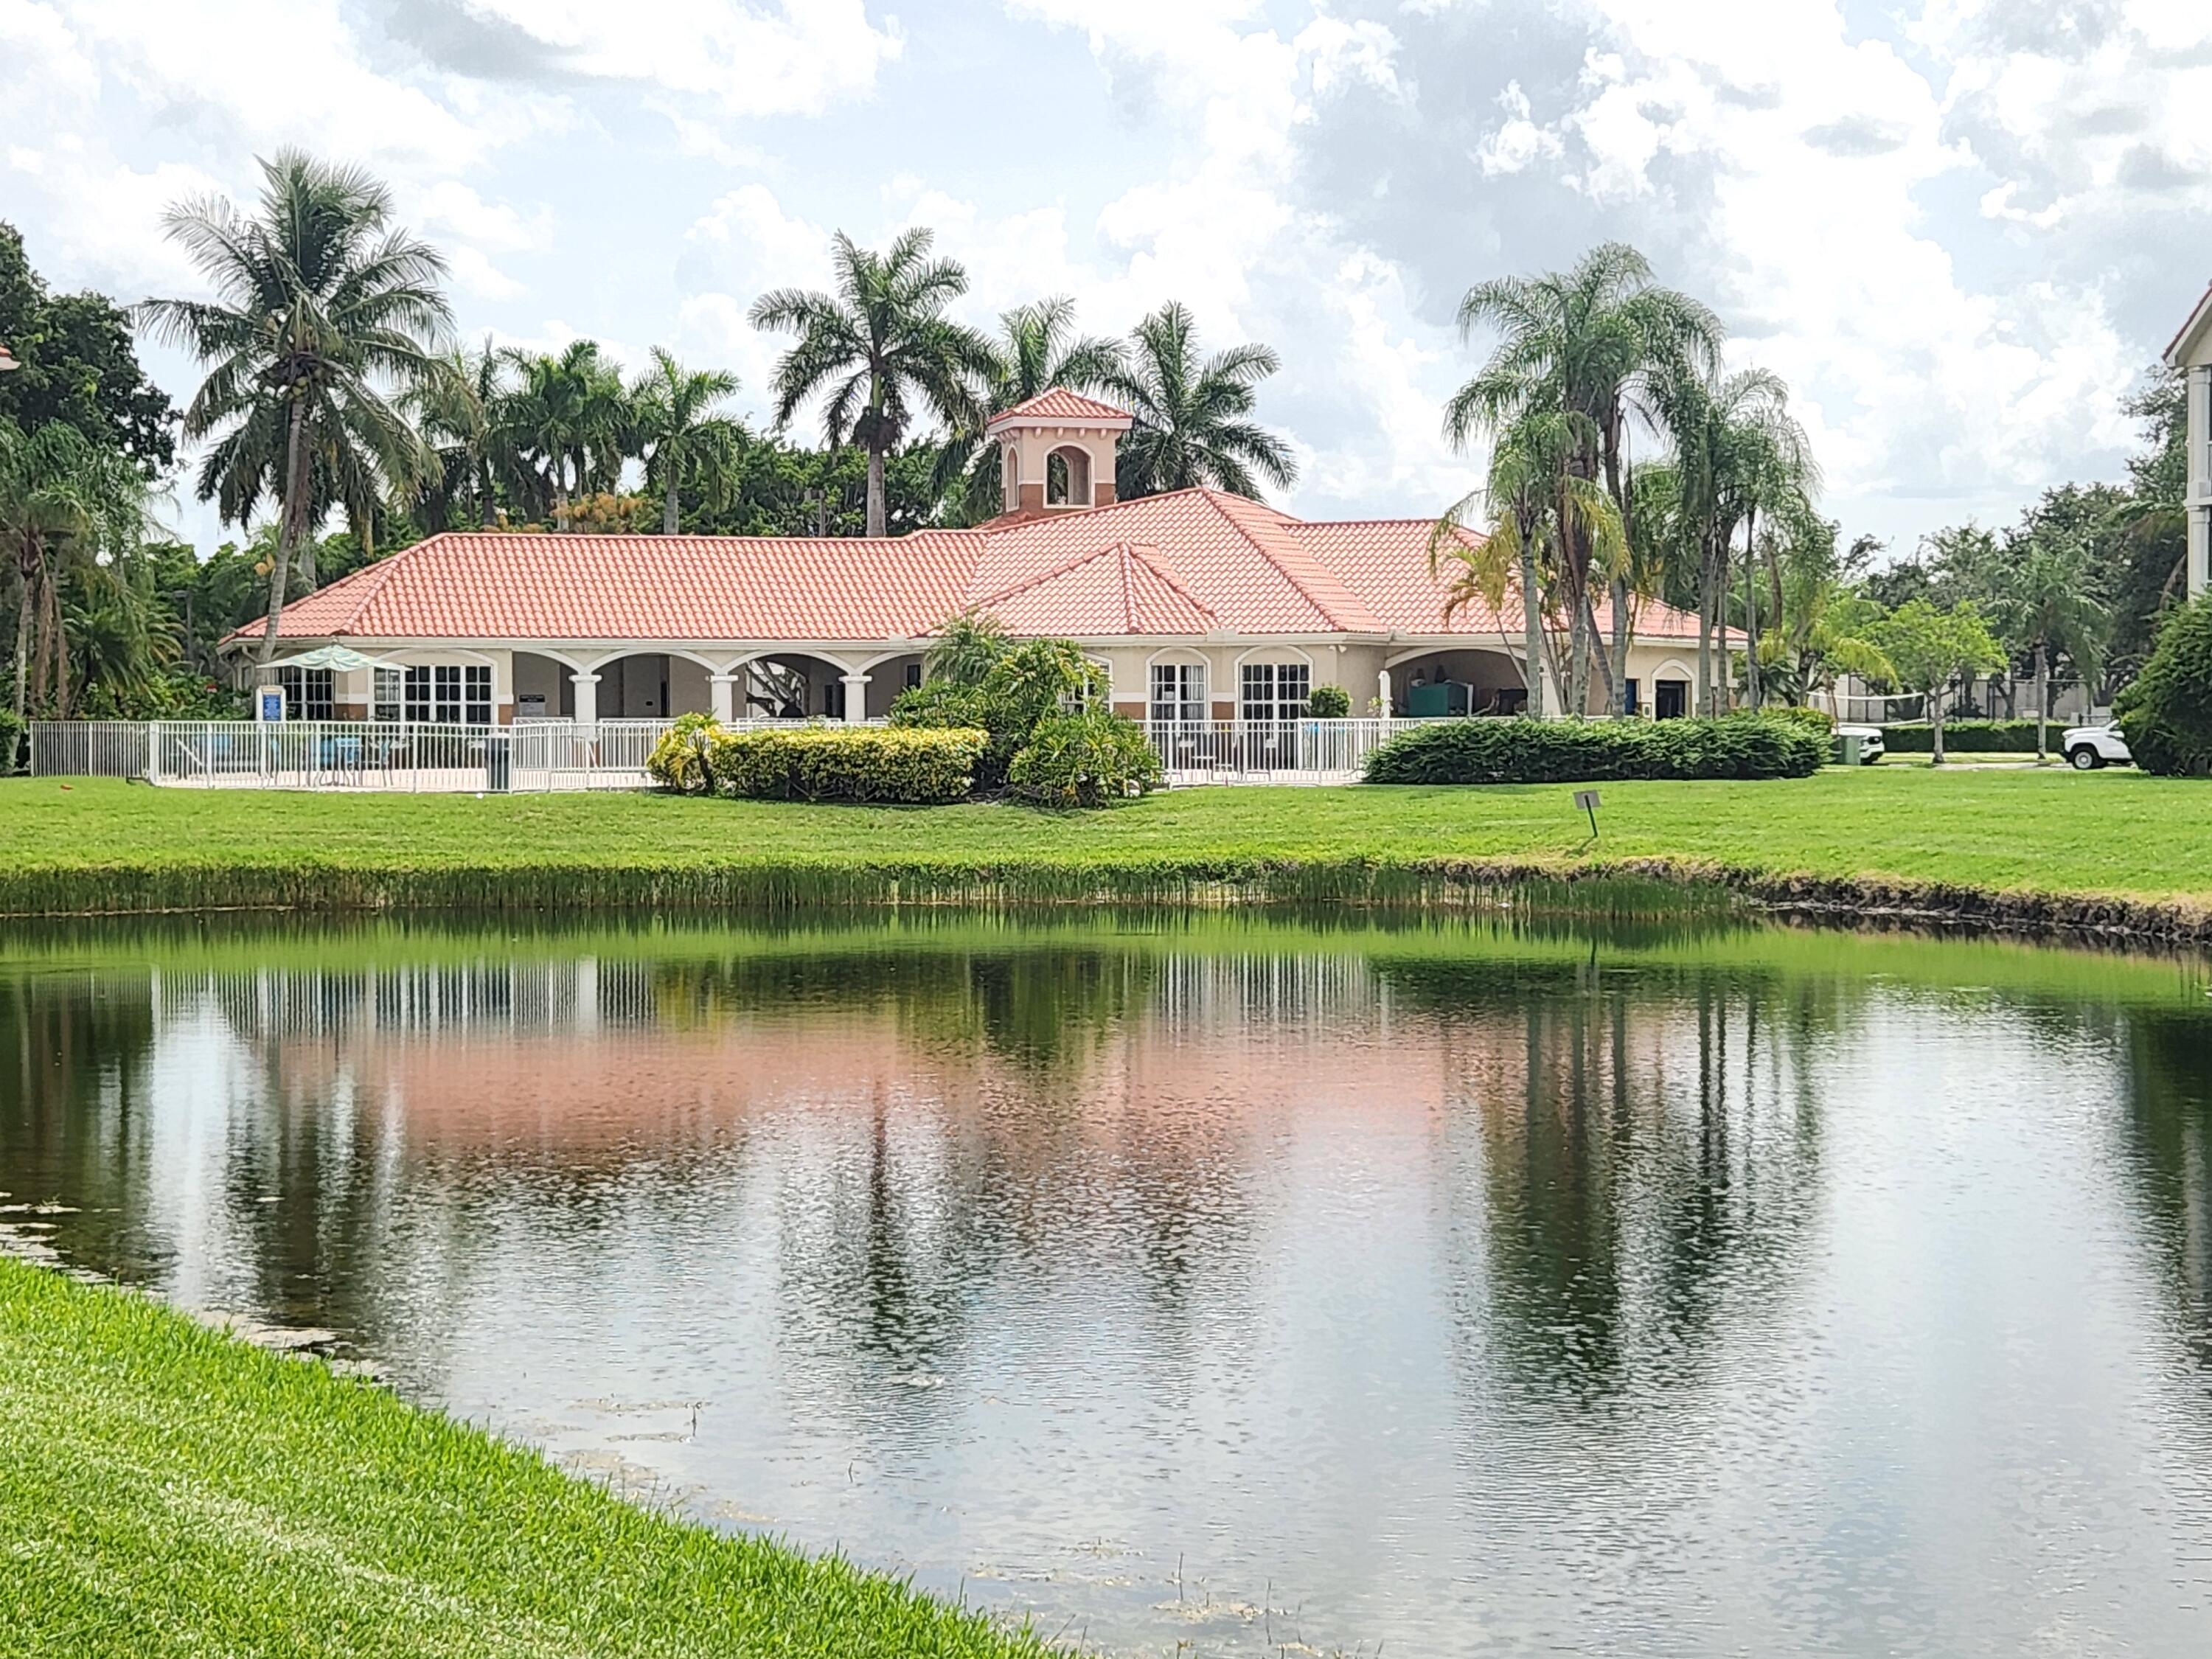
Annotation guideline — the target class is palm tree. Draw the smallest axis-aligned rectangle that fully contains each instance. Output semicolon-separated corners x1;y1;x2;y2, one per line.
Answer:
1447;243;1720;714
493;341;630;532
406;335;508;529
1994;536;2107;762
630;348;742;534
1103;303;1298;501
751;229;996;538
2;420;149;723
941;298;1124;523
1648;366;1810;714
139;150;450;664
1431;411;1624;718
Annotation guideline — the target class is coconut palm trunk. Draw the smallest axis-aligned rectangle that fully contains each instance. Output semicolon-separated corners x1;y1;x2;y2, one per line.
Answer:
1742;507;1761;709
1520;540;1545;718
257;396;311;667
662;473;681;536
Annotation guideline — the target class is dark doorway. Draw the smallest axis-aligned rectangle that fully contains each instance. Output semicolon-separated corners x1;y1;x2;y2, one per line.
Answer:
1655;678;1688;720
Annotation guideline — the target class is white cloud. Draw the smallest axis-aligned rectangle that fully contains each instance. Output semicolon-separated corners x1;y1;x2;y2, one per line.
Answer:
1474;81;1565;178
3;0;2202;557
465;0;902;118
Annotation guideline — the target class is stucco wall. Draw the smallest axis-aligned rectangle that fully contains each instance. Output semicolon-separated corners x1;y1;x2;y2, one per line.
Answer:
512;652;566;720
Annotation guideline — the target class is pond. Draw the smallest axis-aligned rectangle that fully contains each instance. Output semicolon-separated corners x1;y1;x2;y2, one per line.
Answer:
4;910;2211;1655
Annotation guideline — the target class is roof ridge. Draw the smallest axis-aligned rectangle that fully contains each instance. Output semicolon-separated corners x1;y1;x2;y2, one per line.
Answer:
301;530;429;637
985;386;1135;427
1195;490;1382;633
966;540;1128;611
1119;542;1216;621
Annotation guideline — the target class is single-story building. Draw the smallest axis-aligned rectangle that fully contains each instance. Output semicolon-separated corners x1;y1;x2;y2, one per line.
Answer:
232;388;1722;725
2168;284;2211;601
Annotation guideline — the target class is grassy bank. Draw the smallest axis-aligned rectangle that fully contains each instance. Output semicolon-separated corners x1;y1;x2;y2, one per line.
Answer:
0;770;2205;931
0;1255;1046;1658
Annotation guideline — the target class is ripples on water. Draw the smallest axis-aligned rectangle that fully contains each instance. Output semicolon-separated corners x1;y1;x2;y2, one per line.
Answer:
4;911;2211;1655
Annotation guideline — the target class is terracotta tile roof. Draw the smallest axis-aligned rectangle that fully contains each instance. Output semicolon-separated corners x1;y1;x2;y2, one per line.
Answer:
970;543;1217;636
248;495;1719;646
984;389;1135;428
257;533;974;641
967;488;1382;633
1287;518;1714;640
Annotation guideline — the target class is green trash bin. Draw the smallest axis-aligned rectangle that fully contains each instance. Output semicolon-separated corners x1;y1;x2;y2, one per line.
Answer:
1837;733;1862;767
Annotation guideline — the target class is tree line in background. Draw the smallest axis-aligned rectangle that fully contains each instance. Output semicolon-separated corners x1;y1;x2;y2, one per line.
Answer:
0;147;2197;754
1428;243;2191;756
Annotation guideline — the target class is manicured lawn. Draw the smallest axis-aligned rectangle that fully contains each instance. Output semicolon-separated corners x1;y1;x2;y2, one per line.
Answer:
0;1256;1048;1658
0;767;2204;908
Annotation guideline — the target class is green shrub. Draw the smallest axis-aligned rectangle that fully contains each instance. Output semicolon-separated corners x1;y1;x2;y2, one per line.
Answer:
1879;719;2044;754
1761;704;1834;736
1307;685;1351;719
654;723;986;803
2115;595;2212;776
0;709;21;776
1363;715;1828;785
1006;710;1164;807
645;713;723;795
891;638;1107;790
891;682;1021;786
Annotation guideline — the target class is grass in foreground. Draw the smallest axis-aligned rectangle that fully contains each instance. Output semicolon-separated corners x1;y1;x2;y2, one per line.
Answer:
0;1256;1047;1658
0;766;2205;909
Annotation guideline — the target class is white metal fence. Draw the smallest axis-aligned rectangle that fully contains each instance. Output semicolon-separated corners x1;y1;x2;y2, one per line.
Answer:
1142;718;1445;784
29;719;686;793
27;714;1447;791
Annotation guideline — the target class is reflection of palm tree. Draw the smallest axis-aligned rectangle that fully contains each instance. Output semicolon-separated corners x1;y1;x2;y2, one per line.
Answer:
2115;1011;2212;1368
1398;954;1829;1401
0;970;159;1272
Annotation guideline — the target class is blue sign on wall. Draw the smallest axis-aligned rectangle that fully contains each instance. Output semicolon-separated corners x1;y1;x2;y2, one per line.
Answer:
257;687;285;723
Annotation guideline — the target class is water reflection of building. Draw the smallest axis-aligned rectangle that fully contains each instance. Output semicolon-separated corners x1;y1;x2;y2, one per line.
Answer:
10;941;2211;1405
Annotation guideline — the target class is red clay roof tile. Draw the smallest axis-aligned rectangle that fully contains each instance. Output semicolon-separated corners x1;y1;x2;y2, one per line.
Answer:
251;494;1718;646
984;389;1135;428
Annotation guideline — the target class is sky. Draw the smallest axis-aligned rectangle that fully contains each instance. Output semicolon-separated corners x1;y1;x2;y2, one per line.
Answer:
5;0;2209;561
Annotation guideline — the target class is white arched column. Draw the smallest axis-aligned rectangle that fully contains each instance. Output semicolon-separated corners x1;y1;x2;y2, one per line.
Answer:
839;673;870;725
570;672;601;726
1377;668;1392;717
710;672;740;723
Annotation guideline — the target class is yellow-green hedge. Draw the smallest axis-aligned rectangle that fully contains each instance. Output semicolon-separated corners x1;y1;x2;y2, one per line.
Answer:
650;720;987;803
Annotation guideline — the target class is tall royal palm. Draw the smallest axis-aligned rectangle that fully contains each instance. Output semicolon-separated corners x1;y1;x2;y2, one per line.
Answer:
1447;243;1719;713
494;341;630;532
751;229;995;538
631;348;742;535
2;420;150;723
139;150;450;664
1103;303;1297;500
943;298;1124;523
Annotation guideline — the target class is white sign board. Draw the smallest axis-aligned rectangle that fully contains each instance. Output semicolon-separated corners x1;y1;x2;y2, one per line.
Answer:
256;686;285;723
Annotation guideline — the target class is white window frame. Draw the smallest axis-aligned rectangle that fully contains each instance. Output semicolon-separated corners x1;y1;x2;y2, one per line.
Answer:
1239;661;1310;723
1150;661;1207;724
373;667;403;723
